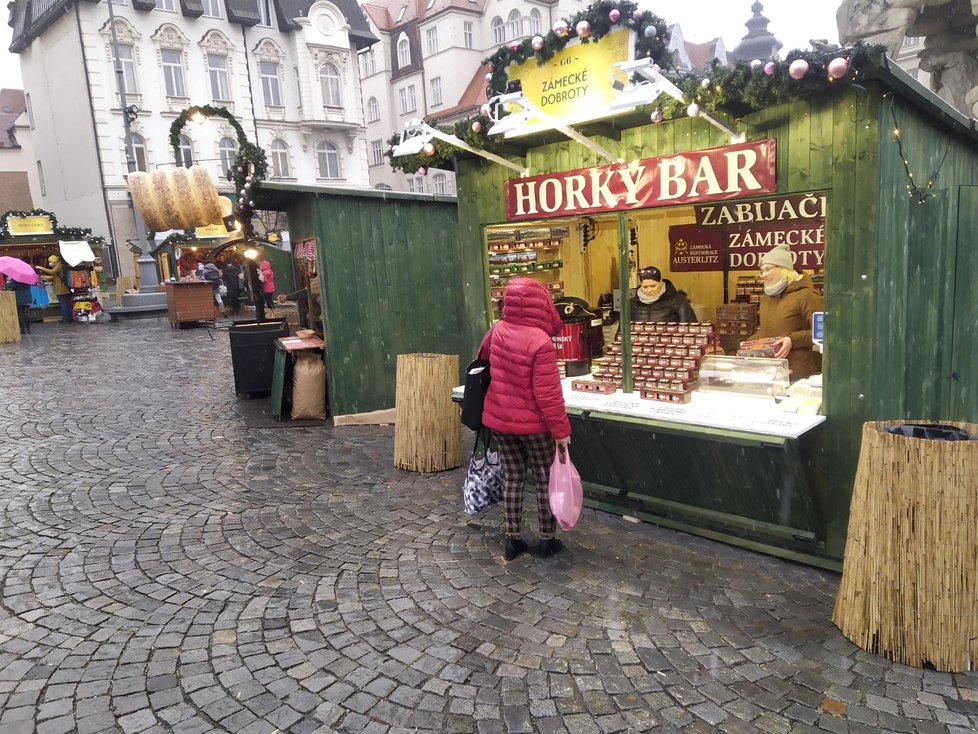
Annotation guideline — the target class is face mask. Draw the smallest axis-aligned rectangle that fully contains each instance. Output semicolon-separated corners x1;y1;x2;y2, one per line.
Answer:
764;277;788;296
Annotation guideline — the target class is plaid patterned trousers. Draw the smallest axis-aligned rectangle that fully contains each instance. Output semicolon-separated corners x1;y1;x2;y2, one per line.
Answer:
492;431;557;540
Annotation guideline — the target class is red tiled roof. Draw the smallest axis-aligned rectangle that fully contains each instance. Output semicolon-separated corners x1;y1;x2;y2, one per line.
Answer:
684;39;722;73
0;89;26;149
427;63;489;122
362;0;489;31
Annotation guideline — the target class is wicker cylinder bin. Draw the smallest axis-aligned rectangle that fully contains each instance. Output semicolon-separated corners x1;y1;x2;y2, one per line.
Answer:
0;291;20;344
833;420;978;672
394;353;461;472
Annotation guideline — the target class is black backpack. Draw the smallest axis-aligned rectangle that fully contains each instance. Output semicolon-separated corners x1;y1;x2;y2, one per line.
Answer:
460;327;494;431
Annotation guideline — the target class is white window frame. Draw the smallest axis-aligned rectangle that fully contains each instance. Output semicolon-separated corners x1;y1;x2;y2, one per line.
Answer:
426;27;438;56
258;0;272;27
463;22;474;49
260;61;282;107
36;160;46;196
218;137;237;176
176;135;193;168
398;85;416;115
359;47;376;77
207;53;231;102
432;173;449;195
529;9;542;35
270;139;290;178
370;139;383;165
155;0;175;11
319;63;342;108
506;10;522;40
116;44;138;95
161;48;186;97
316;141;341;179
397;36;410;67
201;0;221;18
125;132;148;172
366;97;380;123
491;17;504;45
430;76;442;106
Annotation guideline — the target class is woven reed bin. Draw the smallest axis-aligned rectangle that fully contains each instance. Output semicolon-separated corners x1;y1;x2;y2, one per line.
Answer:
0;291;21;344
394;353;461;472
833;420;978;672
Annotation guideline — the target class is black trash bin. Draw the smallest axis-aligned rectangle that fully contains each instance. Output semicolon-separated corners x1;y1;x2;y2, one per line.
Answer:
228;319;289;397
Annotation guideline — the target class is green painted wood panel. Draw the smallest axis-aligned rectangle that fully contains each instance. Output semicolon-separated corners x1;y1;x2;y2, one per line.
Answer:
287;191;464;416
950;186;978;419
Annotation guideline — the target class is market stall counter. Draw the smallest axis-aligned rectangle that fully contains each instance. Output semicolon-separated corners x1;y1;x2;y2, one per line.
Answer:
164;280;218;327
454;376;830;567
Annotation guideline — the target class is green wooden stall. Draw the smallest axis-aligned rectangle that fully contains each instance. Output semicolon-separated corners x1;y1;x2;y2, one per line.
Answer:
452;61;978;569
255;184;464;418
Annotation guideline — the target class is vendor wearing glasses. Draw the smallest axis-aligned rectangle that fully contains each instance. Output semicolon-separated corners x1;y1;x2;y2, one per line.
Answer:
745;243;823;379
631;265;696;323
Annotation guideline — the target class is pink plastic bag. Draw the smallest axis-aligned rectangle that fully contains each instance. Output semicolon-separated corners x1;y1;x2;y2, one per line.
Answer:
548;445;583;531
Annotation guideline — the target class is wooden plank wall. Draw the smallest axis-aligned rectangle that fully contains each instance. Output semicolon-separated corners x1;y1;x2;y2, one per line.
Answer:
288;192;466;417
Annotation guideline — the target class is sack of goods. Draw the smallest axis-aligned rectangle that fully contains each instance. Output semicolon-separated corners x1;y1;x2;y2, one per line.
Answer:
127;166;223;232
291;353;326;420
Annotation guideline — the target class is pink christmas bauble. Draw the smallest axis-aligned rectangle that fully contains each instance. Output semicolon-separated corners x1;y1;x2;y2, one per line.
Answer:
763;61;776;76
650;109;663;124
632;9;644;21
788;59;810;80
484;72;492;83
553;21;569;38
422;142;436;157
576;20;591;38
509;41;520;53
471;121;482;134
531;35;544;52
827;57;849;79
416;167;426;176
609;9;620;23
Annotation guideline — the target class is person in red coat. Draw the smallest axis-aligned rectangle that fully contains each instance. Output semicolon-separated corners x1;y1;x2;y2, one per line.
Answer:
479;278;571;560
258;259;276;308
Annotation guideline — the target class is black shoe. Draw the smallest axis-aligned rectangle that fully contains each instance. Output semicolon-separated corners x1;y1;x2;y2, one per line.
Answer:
535;538;564;558
503;537;528;561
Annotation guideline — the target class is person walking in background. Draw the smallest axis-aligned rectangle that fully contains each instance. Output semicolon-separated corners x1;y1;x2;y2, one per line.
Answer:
258;259;276;308
479;277;571;561
222;261;241;316
37;255;72;323
202;262;224;315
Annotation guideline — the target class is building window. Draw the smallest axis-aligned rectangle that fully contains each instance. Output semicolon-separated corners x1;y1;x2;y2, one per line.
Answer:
161;48;186;97
260;61;281;106
294;66;301;108
270;139;290;177
398;85;416;114
25;93;34;129
529;9;541;35
207;53;230;102
319;63;342;108
176;135;193;167
370;139;384;165
36;160;46;196
115;44;138;95
903;36;920;48
155;0;175;10
201;0;221;18
316;141;340;178
507;10;522;40
376;183;392;191
218;137;237;176
125;132;147;172
407;177;425;193
432;173;448;195
430;76;442;106
359;47;376;77
463;22;473;49
426;27;438;56
491;17;504;45
366;96;380;122
258;0;272;27
397;36;410;67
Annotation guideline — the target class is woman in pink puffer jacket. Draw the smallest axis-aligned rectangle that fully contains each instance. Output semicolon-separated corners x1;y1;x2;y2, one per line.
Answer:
479;277;571;561
258;260;276;308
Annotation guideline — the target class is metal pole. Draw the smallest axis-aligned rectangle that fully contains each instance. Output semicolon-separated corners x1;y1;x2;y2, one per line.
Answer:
107;0;159;293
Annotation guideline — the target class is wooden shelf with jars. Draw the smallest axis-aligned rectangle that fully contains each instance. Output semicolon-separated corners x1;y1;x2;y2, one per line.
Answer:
486;225;570;319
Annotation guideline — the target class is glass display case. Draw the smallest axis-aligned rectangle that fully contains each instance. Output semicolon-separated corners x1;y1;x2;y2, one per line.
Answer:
698;355;791;398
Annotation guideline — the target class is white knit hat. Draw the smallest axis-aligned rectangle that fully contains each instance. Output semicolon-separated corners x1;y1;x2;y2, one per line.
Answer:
761;243;795;271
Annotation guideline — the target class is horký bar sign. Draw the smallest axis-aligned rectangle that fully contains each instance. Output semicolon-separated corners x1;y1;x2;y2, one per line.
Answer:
504;139;776;221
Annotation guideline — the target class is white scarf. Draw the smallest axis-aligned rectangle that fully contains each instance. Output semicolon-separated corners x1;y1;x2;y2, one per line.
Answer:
637;286;664;304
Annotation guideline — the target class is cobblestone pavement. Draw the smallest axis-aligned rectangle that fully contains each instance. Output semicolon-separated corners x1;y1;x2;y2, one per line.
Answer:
0;320;976;734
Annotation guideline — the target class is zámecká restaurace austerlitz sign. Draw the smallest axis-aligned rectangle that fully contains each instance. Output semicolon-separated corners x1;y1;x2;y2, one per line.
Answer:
504;140;776;221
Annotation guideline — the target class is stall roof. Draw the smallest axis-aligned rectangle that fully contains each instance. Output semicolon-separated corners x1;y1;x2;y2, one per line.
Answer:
254;181;458;211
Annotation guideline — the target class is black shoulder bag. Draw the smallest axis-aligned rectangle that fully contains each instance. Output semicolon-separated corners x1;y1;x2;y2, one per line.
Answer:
460;327;494;431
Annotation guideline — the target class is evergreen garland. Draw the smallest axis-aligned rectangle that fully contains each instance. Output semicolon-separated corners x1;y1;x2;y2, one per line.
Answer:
0;208;105;247
169;105;268;235
150;230;198;256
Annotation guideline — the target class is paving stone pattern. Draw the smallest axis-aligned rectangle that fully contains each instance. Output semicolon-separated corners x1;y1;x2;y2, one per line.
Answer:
0;320;976;734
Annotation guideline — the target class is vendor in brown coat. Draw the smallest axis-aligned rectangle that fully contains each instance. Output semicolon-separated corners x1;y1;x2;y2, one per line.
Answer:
745;243;823;380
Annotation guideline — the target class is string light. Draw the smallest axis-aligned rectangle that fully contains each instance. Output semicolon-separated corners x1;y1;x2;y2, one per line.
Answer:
888;97;950;204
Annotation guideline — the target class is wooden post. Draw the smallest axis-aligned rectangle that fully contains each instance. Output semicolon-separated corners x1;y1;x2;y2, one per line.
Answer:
0;291;21;344
833;421;978;672
394;353;461;472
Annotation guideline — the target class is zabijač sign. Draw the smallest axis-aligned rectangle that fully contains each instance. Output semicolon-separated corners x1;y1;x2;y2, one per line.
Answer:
505;139;776;221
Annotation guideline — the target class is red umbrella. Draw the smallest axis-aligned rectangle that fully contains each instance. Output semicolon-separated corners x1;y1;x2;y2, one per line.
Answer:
0;256;40;285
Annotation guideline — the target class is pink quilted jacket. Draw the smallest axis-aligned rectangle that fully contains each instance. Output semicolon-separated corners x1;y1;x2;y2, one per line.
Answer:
479;278;571;439
259;261;276;294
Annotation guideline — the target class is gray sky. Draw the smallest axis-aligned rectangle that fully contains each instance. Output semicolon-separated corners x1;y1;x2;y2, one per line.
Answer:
0;1;841;91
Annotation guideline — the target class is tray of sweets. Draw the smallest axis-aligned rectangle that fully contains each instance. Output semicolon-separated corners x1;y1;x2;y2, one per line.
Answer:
640;388;693;404
571;380;617;394
737;337;781;358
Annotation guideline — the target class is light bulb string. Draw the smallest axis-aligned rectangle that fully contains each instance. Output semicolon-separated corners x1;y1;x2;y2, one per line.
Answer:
888;96;950;203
